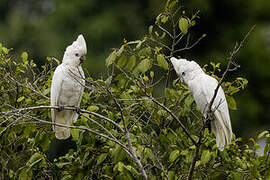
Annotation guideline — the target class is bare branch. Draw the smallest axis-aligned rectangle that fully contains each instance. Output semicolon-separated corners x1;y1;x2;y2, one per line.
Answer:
174;34;205;53
148;37;172;51
150;97;197;145
105;84;149;180
158;25;174;39
1;105;124;133
208;25;255;112
116;65;197;145
1;111;131;155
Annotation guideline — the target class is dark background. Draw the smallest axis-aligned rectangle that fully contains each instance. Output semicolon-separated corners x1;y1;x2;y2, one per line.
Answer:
1;0;270;138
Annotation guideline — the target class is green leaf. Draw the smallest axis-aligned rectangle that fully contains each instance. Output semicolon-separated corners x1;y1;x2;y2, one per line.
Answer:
179;17;189;34
112;145;126;162
21;52;28;63
87;105;99;112
155;14;162;25
160;32;166;39
55;162;70;169
157;54;168;70
17;96;25;103
144;148;155;162
124;165;139;176
184;94;194;107
168;171;176;180
117;46;124;57
136;40;144;49
42;88;50;96
61;175;72;180
150;71;154;78
161;15;168;23
2;47;10;54
36;133;50;151
168;0;177;10
232;172;242;180
165;88;178;98
117;56;127;68
71;129;81;141
133;58;152;74
169;149;179;163
26;153;44;168
19;169;32;180
237;77;248;89
191;20;196;26
97;153;107;165
149;25;153;35
226;95;237;110
113;162;125;173
125;55;136;71
9;170;14;178
126;40;140;45
105;76;112;86
138;47;152;57
53;57;61;64
105;50;117;67
201;150;211;165
258;130;269;139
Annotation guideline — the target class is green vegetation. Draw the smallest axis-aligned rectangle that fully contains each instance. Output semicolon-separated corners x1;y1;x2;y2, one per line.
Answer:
1;0;270;179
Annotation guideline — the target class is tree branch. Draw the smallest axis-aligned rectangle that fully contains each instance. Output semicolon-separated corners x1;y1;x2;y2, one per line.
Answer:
1;105;124;133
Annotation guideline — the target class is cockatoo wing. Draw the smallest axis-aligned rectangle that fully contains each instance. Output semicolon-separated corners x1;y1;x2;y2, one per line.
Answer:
72;66;85;123
192;74;232;150
50;64;64;130
51;64;74;139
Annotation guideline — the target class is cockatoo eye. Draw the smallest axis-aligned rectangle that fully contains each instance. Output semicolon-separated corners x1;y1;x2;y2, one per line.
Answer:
75;53;79;57
182;72;186;76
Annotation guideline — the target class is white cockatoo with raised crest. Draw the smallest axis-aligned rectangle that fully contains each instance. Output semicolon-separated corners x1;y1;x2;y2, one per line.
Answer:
170;57;232;151
50;34;87;139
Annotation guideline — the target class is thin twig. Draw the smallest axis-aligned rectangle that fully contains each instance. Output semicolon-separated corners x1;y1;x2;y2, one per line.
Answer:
208;25;255;111
116;66;197;145
105;84;149;180
2;111;131;155
158;25;174;39
1;105;124;133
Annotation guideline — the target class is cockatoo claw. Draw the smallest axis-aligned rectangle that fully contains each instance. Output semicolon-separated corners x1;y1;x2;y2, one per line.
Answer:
58;105;64;111
75;106;81;114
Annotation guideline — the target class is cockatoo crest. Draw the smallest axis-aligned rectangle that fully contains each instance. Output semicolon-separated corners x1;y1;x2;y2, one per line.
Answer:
63;34;87;66
170;57;203;83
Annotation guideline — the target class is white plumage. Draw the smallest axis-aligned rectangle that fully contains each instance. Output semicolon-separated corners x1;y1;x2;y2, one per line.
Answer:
50;34;87;139
170;57;233;151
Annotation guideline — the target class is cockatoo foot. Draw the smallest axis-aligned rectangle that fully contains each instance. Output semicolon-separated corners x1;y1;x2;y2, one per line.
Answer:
58;105;64;111
75;106;81;114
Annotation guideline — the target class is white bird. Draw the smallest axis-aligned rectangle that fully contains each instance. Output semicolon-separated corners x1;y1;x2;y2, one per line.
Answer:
50;34;87;139
170;57;232;151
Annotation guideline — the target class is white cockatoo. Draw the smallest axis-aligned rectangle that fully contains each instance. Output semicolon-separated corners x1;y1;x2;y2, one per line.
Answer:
50;34;87;139
170;57;232;151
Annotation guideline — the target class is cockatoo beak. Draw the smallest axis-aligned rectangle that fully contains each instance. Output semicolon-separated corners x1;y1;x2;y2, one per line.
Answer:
180;76;184;83
80;55;86;63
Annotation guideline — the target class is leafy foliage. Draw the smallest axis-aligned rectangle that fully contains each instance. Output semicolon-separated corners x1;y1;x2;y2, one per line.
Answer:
0;1;269;179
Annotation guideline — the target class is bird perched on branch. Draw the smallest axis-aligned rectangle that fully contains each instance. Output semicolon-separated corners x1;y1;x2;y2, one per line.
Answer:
50;34;87;139
170;57;232;151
